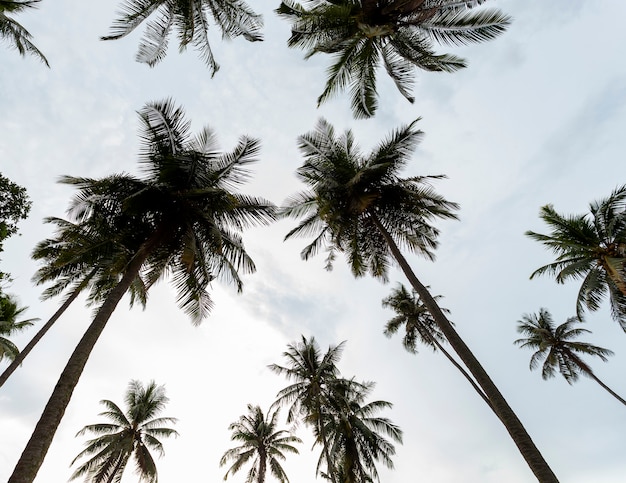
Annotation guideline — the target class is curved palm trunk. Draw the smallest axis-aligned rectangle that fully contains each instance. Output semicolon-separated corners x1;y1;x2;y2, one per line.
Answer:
370;215;559;483
8;244;153;483
0;273;95;388
427;335;494;412
317;401;337;483
258;446;267;483
601;256;626;296
567;350;626;407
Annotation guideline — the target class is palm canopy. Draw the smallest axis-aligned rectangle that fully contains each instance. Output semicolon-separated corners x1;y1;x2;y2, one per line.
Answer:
526;185;626;330
0;0;48;66
276;0;510;117
0;293;37;362
282;118;458;280
102;0;263;74
70;380;178;483
320;380;402;483
515;308;614;384
8;99;276;482
62;99;277;324
220;405;301;483
382;283;447;353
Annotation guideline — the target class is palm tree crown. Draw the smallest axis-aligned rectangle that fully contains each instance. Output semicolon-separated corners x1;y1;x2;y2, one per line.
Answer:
320;380;402;483
526;185;626;329
0;293;36;363
277;0;510;117
282;117;458;279
9;99;276;483
220;405;301;483
515;309;626;407
70;380;178;483
0;0;48;65
102;0;263;74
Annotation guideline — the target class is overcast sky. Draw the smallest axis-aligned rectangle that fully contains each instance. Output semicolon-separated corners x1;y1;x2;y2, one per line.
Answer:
1;1;626;482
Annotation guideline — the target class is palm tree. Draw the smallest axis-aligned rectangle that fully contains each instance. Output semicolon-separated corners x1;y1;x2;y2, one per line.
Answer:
526;186;626;330
0;216;149;388
281;118;558;482
102;0;263;74
382;283;493;411
320;380;402;483
0;293;37;363
515;308;626;407
8;99;276;483
220;404;301;482
269;336;347;483
70;380;178;483
0;0;48;66
276;0;510;118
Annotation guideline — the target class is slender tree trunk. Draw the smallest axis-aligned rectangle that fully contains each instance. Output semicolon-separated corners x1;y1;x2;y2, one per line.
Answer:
568;350;626;407
601;256;626;296
0;274;94;389
428;336;495;412
8;243;153;483
318;401;337;483
587;371;626;406
370;215;560;483
258;446;267;483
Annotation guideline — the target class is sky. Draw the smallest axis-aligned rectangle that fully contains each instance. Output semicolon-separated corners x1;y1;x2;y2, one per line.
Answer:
1;1;626;482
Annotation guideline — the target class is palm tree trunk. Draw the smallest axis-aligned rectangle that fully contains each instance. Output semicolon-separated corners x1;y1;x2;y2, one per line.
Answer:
370;215;559;483
0;273;94;388
318;402;337;483
428;336;495;412
586;371;626;406
601;256;626;296
567;350;626;407
7;242;154;483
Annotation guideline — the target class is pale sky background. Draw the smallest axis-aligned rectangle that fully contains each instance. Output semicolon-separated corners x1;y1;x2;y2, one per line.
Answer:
1;1;626;482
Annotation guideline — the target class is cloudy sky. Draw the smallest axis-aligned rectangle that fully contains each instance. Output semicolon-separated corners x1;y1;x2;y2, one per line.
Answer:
1;1;626;482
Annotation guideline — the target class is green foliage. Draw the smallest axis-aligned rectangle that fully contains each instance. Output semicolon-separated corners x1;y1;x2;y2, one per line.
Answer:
102;0;263;74
277;0;510;117
0;293;36;363
0;172;31;252
220;405;301;483
282;118;458;280
70;380;178;483
270;336;401;483
0;0;49;65
527;185;626;329
515;309;614;384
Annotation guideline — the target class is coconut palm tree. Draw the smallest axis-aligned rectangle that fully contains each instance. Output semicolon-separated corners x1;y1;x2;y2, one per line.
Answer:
220;404;301;482
70;380;178;483
515;308;626;407
320;380;402;483
276;0;510;118
269;336;348;483
0;216;149;388
526;186;626;330
281;118;558;482
8;99;276;483
0;0;48;66
382;283;493;411
0;294;37;363
102;0;263;74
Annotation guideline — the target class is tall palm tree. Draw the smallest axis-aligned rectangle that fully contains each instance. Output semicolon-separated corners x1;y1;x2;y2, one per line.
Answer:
382;283;493;411
70;380;178;483
269;336;347;483
0;293;37;363
102;0;263;74
320;380;402;483
276;0;510;118
281;118;558;482
8;99;276;483
0;0;48;66
0;216;149;388
220;404;301;482
515;308;626;407
526;186;626;329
